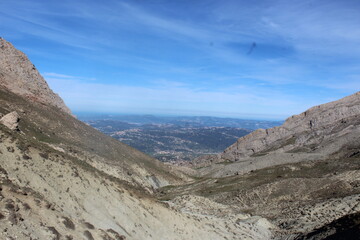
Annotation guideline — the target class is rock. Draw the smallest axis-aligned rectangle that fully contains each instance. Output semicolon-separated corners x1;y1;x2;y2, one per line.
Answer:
0;111;19;131
221;91;360;162
0;38;72;115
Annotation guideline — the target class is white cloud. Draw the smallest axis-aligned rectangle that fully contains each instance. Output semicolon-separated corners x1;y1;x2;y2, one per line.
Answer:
43;72;96;81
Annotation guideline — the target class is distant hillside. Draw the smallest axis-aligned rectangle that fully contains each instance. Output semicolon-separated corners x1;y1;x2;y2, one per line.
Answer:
77;113;282;130
222;91;360;162
190;91;360;169
84;118;252;161
160;91;360;239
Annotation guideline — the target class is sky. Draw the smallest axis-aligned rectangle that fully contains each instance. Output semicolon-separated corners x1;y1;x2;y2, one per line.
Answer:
1;0;360;120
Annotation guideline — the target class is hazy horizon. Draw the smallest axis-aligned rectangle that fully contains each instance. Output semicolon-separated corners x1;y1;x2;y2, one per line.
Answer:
74;110;287;121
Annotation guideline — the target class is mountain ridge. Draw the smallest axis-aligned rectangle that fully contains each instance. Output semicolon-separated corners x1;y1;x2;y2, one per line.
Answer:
190;91;360;169
159;92;360;239
0;37;71;115
0;38;273;240
225;91;360;159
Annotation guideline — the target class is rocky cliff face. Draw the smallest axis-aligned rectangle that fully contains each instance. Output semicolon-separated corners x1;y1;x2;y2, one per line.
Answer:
0;38;71;115
221;92;360;161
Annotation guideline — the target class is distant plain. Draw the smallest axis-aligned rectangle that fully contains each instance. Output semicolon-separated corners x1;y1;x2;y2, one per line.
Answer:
78;114;282;161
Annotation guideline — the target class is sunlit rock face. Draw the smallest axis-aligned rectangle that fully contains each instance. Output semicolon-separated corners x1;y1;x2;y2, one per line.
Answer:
0;38;71;115
221;91;360;161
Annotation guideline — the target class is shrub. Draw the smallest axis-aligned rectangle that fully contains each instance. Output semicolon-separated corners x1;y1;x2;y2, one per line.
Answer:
84;230;94;240
83;221;95;229
62;217;75;230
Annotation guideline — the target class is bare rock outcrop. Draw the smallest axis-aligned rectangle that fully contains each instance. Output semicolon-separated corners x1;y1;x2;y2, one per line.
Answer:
0;37;71;114
0;111;19;130
221;91;360;161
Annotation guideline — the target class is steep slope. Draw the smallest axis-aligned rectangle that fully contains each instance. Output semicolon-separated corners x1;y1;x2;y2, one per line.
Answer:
159;92;360;239
295;212;360;240
191;92;360;173
0;37;187;191
0;88;185;191
0;124;272;240
0;37;71;114
0;39;272;239
222;92;360;161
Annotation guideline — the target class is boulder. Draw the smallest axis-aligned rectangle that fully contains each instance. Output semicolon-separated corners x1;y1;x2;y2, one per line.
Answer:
0;111;20;130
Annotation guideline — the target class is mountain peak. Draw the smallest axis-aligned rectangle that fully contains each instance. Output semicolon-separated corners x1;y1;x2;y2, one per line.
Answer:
0;38;71;115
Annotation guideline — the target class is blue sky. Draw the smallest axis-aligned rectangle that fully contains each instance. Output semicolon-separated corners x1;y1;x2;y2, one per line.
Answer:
1;0;360;120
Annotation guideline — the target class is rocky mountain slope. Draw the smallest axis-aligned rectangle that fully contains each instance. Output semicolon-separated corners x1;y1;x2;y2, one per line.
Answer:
191;92;360;171
0;39;272;239
159;91;360;239
222;92;360;162
0;38;71;115
161;154;360;238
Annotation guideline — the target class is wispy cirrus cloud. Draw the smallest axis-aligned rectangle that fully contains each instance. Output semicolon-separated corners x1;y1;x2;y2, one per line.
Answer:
43;72;96;81
1;0;359;118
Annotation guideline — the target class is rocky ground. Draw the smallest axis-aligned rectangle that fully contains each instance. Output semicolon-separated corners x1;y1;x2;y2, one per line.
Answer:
158;156;360;239
0;111;272;240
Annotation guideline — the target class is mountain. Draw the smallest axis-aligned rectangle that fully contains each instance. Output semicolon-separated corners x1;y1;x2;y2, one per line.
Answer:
0;38;272;239
222;92;360;161
77;114;282;130
191;92;360;170
0;38;71;115
160;91;360;239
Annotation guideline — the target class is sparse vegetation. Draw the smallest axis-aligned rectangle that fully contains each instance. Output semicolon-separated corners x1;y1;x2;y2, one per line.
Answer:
83;230;95;240
22;154;31;160
62;217;75;230
107;229;126;240
39;152;49;159
47;227;61;240
22;202;31;210
83;221;95;229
